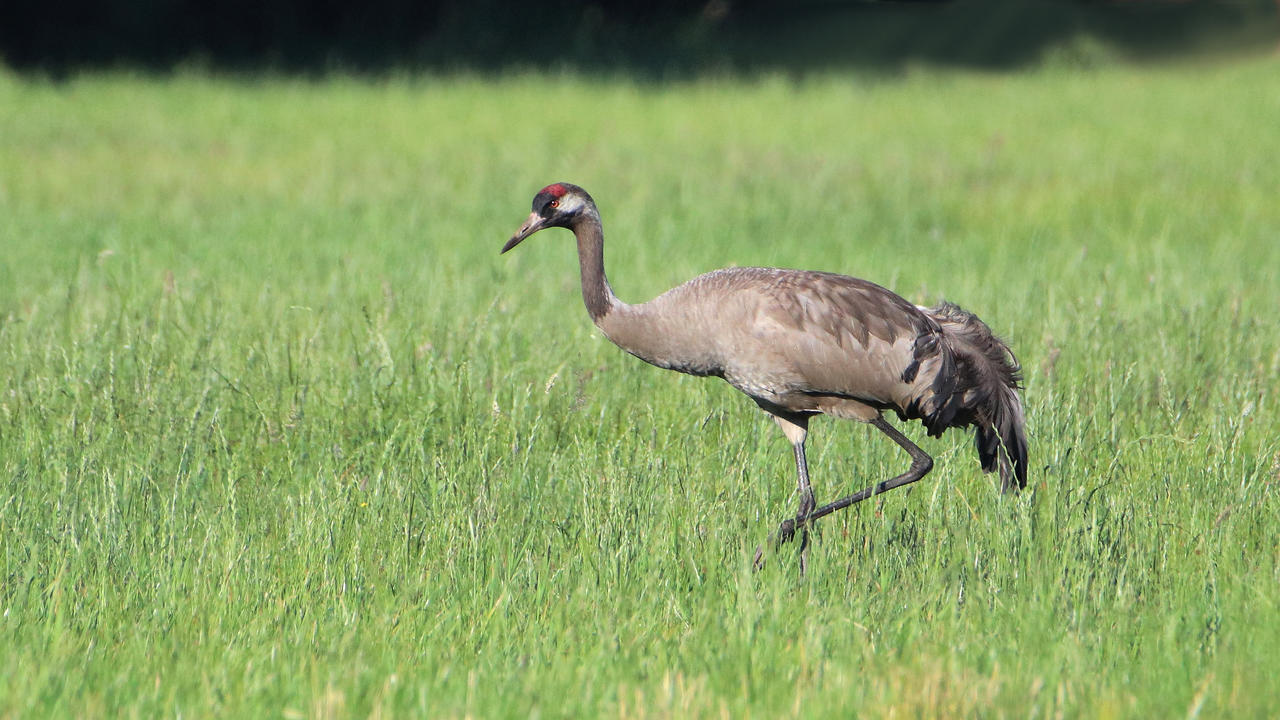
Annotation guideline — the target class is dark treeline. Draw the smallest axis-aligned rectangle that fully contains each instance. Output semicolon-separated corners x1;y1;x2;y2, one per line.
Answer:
1;0;1276;75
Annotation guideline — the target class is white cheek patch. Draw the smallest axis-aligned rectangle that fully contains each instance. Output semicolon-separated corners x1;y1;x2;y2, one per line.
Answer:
557;195;585;214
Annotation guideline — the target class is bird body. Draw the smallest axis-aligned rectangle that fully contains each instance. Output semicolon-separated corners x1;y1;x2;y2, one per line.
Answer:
504;182;1028;563
603;267;922;410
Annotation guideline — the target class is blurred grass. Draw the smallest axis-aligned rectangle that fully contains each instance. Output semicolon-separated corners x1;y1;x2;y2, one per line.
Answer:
1;55;1279;717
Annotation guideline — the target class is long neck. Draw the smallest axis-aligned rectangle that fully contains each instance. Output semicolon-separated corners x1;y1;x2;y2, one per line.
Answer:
569;213;721;378
572;211;622;323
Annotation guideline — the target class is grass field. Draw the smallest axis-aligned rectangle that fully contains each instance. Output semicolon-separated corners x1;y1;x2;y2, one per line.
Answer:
2;55;1279;717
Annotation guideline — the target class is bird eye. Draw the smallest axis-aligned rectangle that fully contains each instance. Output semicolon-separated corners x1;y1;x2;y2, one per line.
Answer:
549;200;559;209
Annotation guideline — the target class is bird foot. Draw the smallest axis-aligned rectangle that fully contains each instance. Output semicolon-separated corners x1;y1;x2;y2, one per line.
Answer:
775;517;802;545
752;518;812;575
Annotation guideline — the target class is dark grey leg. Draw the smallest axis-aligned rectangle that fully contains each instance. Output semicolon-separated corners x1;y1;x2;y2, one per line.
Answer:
793;440;816;523
792;439;815;574
753;413;814;572
776;415;933;543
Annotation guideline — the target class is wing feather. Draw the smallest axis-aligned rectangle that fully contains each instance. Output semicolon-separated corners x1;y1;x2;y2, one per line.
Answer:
700;268;940;406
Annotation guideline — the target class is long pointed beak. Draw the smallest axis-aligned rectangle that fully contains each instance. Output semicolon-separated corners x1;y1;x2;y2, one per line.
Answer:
501;212;545;254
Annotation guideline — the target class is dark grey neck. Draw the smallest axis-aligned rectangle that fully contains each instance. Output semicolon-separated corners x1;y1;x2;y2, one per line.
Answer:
572;212;621;323
568;212;719;378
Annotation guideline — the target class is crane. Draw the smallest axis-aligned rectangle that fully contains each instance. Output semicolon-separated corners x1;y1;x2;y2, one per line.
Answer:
502;183;1028;568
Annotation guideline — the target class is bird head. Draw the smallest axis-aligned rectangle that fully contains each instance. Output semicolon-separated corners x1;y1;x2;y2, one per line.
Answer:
502;183;594;253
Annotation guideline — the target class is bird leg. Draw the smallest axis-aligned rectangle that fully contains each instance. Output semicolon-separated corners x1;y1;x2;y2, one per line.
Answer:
778;415;934;538
777;441;816;545
787;439;817;574
754;413;813;572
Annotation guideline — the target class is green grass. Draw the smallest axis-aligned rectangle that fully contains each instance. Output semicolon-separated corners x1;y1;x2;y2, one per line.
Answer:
2;56;1279;718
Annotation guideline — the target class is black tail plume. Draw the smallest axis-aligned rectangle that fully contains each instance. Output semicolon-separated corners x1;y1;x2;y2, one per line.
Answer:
923;302;1028;491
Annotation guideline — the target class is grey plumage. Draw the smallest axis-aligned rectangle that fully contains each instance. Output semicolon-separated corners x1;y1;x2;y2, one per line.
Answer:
919;302;1028;490
503;182;1028;562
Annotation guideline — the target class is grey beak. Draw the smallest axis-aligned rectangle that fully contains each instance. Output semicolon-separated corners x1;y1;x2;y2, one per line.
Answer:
502;212;545;254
